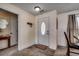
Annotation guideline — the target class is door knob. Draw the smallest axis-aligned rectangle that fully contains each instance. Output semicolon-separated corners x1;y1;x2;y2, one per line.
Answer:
46;30;49;35
10;33;12;34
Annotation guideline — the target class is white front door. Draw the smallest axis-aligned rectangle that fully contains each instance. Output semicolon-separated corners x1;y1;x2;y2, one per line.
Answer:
38;17;49;46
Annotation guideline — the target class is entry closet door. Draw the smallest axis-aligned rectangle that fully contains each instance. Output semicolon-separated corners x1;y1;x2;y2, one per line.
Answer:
38;17;49;46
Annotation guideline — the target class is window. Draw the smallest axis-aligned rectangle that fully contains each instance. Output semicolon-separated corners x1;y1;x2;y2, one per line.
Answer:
41;22;46;35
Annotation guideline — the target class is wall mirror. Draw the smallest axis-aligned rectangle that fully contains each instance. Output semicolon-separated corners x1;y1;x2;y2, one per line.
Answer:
0;19;8;30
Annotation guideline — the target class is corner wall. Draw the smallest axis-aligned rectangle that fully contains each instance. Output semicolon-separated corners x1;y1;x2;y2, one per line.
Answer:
0;3;36;50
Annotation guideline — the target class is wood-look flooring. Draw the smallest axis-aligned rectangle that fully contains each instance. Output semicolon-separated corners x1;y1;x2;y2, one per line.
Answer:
0;45;79;56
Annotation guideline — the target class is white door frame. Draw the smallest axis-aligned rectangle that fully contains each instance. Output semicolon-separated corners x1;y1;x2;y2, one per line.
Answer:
38;17;50;46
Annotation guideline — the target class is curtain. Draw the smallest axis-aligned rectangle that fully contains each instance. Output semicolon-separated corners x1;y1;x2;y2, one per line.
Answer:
67;14;76;44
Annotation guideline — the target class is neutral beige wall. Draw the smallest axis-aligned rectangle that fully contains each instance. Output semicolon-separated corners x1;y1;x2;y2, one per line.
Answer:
58;10;79;46
0;3;36;50
36;10;57;50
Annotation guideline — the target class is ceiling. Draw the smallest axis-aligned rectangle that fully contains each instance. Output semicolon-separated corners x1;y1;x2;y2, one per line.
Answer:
12;3;79;15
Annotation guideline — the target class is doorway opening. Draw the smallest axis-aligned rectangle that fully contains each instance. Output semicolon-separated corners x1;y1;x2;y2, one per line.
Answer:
0;8;18;51
38;17;49;47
